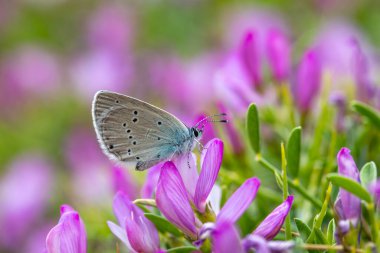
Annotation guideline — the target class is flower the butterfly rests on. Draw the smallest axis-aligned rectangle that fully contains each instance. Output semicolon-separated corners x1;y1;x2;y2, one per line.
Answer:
92;90;227;171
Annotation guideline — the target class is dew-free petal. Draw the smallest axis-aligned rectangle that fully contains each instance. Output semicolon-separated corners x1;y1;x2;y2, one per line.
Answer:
217;178;260;223
194;139;224;213
107;221;133;252
46;207;86;253
212;222;243;253
156;162;198;239
253;196;294;240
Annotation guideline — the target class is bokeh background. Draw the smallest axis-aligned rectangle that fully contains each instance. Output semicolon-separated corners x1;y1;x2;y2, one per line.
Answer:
1;0;380;252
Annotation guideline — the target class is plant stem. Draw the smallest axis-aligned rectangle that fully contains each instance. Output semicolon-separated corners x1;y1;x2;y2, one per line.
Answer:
301;244;363;253
256;154;323;210
366;202;379;247
281;143;292;240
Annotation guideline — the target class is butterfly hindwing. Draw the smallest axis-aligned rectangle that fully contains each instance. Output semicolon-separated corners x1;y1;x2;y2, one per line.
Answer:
92;90;190;170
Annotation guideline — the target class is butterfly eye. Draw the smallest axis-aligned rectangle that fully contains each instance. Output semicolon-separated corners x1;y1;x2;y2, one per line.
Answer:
193;128;199;138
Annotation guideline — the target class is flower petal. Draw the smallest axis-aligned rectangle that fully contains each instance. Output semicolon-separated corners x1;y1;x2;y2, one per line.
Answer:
156;161;198;239
335;148;361;225
240;30;262;86
173;153;199;198
242;235;270;253
112;191;160;252
266;28;291;82
46;210;86;253
141;162;163;198
194;139;224;212
208;184;222;215
211;222;243;253
107;221;134;252
217;178;260;224
253;196;294;240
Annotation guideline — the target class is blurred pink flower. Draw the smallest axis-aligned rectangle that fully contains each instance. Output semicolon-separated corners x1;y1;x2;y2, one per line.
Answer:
87;4;133;52
0;153;53;250
293;48;322;112
0;46;61;105
214;53;264;115
64;128;113;204
211;222;244;253
70;50;132;102
266;28;291;83
112;165;139;199
240;30;262;86
148;54;218;117
45;205;86;253
193;113;218;145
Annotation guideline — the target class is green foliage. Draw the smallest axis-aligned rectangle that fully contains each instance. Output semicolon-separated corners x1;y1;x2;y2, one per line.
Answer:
246;103;261;154
327;173;372;202
286;126;302;178
145;213;182;236
351;101;380;129
360;162;377;188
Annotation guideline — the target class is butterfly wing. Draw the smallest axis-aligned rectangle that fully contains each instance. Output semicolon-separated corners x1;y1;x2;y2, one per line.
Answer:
92;90;190;171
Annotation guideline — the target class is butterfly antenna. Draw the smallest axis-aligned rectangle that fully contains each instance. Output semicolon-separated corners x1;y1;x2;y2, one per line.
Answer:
194;113;227;128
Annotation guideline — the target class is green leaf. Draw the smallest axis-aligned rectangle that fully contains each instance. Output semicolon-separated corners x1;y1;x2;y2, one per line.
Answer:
314;228;328;244
246;103;261;153
294;218;311;242
327;218;336;245
327;173;372;202
167;246;198;253
360;162;377;189
286;126;302;178
274;171;283;190
351;101;380;128
144;213;182;236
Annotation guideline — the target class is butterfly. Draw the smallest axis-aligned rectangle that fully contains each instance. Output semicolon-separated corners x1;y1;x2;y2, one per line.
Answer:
92;90;227;171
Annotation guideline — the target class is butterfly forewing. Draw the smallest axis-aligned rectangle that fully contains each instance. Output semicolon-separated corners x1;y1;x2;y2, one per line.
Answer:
92;91;190;170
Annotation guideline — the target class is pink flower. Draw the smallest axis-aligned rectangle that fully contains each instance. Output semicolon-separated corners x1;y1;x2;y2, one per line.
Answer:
112;165;139;199
45;205;86;253
0;153;53;249
108;192;161;253
266;28;291;82
211;222;244;253
293;49;322;112
253;196;294;240
334;148;361;226
240;30;262;86
86;4;133;52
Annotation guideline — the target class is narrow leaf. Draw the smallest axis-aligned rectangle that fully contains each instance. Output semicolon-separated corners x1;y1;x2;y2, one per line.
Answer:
294;218;311;242
314;228;328;244
286;127;302;178
327;173;372;202
351;101;380;128
167;246;198;253
144;213;182;236
246;103;261;153
360;162;377;189
327;218;335;245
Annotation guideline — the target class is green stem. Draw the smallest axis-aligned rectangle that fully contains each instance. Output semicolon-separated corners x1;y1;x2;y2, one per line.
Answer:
366;202;379;247
256;154;323;210
281;143;292;240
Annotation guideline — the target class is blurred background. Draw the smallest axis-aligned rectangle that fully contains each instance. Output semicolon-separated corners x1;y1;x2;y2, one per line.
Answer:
1;0;380;252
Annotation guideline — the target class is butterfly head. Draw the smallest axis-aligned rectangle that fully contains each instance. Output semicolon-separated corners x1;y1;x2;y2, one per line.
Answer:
191;127;203;141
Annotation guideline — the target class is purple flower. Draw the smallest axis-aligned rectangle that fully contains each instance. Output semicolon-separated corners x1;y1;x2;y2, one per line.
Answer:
0;46;61;107
211;222;244;253
0;153;53;249
156;161;199;240
369;180;380;206
87;4;133;53
194;139;224;212
253;196;294;240
214;54;264;115
293;48;322;112
217;178;261;224
45;205;86;253
217;103;244;154
243;234;295;253
141;162;163;199
266;28;291;82
240;30;262;86
350;38;375;102
70;50;132;102
108;191;161;253
334;148;361;226
64;128;113;204
112;165;138;199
